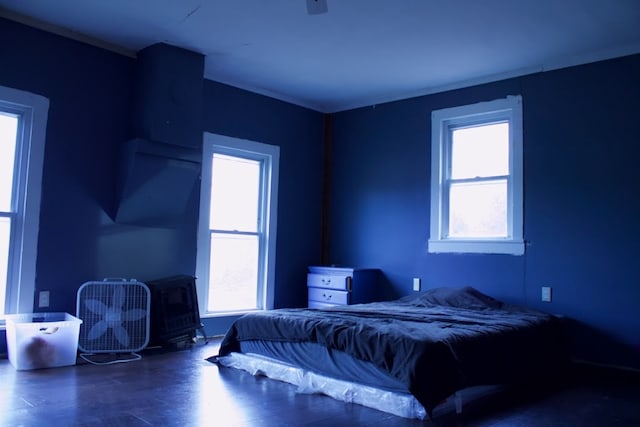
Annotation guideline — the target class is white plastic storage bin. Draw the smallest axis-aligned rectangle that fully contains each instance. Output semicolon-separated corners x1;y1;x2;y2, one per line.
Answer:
5;312;82;370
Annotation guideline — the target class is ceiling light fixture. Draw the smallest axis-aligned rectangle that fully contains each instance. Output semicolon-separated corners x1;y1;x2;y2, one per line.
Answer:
306;0;328;15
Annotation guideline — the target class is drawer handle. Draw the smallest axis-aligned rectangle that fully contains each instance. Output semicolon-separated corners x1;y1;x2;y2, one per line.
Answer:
321;278;331;284
322;293;332;300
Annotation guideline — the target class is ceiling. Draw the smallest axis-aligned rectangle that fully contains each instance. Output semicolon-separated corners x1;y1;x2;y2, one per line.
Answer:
1;0;640;113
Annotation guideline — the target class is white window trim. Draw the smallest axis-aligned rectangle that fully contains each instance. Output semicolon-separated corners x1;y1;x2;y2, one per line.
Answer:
428;96;523;255
1;85;49;318
196;133;279;317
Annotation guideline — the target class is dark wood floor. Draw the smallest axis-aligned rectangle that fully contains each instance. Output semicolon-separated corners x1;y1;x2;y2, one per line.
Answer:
1;337;639;426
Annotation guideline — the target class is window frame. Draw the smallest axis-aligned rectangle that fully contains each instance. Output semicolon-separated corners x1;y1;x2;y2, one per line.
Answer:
195;133;279;317
1;85;49;319
428;95;523;255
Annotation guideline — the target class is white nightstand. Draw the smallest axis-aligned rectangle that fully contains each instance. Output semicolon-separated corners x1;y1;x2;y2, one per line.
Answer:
307;266;379;308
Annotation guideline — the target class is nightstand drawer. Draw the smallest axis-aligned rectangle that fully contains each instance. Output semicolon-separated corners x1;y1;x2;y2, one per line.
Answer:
307;273;351;291
308;287;349;305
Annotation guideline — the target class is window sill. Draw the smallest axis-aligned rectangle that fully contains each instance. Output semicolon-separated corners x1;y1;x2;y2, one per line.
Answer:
428;239;524;255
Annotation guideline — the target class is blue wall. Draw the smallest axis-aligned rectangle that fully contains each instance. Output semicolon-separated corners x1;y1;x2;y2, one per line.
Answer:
0;18;135;314
329;54;640;369
1;16;639;370
0;18;324;349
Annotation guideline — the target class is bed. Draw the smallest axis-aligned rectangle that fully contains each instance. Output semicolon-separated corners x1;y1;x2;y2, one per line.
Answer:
210;286;567;420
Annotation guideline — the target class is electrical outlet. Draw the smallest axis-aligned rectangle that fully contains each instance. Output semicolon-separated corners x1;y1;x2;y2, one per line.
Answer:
413;277;421;292
38;290;50;308
541;286;552;303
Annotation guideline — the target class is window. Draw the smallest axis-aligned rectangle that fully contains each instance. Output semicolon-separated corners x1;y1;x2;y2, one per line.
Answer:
1;86;49;319
429;96;523;255
196;133;279;316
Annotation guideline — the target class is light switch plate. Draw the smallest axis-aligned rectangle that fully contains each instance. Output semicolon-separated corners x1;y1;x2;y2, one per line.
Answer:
38;290;50;308
306;0;328;14
541;286;552;302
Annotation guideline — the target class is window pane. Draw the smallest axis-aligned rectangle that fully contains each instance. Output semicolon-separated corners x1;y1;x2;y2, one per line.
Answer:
449;180;507;238
208;233;258;311
0;113;18;212
0;217;10;313
210;154;260;232
451;122;509;179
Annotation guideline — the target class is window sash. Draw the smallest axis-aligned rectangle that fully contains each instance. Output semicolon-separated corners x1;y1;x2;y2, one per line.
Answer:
448;121;509;180
445;178;509;239
210;153;263;233
205;150;268;313
443;120;513;240
0;112;19;213
0;112;18;315
0;215;11;314
207;230;261;312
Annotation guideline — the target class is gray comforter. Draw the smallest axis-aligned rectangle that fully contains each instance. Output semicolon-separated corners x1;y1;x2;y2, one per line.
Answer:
217;287;567;414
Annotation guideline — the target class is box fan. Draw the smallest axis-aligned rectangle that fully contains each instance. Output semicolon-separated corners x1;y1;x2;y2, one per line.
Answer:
76;279;150;364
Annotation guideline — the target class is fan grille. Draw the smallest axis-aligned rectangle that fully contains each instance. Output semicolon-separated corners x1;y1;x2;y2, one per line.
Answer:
76;280;150;353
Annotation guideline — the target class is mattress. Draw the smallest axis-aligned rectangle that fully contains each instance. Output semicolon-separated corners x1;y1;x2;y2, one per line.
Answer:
216;350;430;419
239;339;408;392
214;286;567;417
